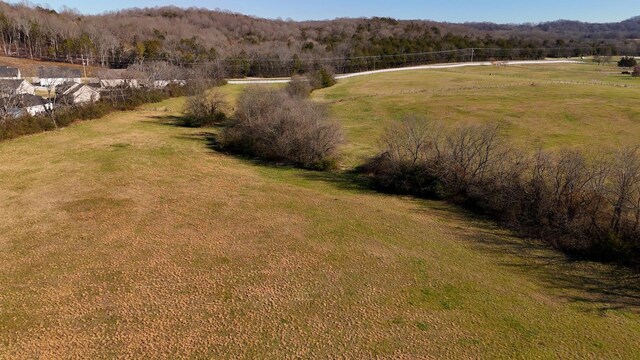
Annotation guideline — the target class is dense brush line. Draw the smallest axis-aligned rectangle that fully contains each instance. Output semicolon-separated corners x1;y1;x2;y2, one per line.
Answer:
361;117;640;268
0;85;187;141
217;83;342;170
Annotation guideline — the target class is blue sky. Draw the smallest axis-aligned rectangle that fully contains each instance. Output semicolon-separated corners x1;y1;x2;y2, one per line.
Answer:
18;0;640;23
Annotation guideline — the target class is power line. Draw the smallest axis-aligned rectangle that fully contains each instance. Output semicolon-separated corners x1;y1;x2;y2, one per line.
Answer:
3;46;631;66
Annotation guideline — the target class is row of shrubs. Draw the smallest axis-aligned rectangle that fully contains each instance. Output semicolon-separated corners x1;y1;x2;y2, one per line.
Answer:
221;87;342;170
181;71;339;127
0;85;188;142
185;76;639;268
182;73;342;170
361;117;640;267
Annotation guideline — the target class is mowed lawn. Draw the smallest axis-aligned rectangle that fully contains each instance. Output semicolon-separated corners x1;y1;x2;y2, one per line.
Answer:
313;63;640;166
1;95;639;358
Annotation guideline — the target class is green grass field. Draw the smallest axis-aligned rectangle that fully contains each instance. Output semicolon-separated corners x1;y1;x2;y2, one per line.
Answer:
312;63;640;166
1;64;639;358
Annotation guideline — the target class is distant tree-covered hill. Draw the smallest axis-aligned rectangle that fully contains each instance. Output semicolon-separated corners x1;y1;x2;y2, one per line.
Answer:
0;3;638;77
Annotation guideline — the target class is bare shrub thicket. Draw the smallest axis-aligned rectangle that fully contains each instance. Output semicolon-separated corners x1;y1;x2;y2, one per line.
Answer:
285;68;337;99
286;75;313;98
362;116;640;266
307;67;337;90
182;90;227;127
125;61;186;88
220;87;343;170
196;61;228;86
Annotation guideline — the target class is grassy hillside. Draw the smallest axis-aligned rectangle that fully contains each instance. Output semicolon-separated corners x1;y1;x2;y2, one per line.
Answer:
313;63;640;166
1;95;639;357
0;56;99;78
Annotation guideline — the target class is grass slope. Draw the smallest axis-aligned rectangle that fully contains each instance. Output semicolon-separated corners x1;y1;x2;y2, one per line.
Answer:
0;55;98;78
313;63;640;166
0;97;639;358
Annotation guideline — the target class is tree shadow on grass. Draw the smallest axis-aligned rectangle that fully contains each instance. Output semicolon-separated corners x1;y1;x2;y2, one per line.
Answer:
182;127;380;194
294;169;379;194
144;115;186;127
302;165;640;313
273;160;640;313
145;114;228;129
149;116;640;313
411;200;640;313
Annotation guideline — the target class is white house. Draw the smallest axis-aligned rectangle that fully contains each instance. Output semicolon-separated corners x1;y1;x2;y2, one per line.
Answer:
37;66;83;88
144;79;187;89
100;79;139;89
0;79;36;97
56;82;100;105
40;77;82;87
0;94;52;117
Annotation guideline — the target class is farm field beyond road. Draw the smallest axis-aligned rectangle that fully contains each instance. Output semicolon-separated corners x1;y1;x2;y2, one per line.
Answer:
0;94;639;357
312;63;640;166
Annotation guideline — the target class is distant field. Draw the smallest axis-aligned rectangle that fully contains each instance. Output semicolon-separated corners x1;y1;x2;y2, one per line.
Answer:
312;63;640;166
0;56;99;78
1;92;639;357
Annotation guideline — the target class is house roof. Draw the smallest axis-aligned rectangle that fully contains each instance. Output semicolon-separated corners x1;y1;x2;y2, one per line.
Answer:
57;82;99;97
0;79;28;90
56;82;81;95
0;66;20;77
0;94;47;108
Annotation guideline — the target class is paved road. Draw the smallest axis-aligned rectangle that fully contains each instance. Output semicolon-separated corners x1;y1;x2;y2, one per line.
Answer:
226;60;583;85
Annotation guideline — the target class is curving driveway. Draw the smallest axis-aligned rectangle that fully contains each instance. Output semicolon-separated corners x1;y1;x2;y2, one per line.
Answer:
226;60;583;85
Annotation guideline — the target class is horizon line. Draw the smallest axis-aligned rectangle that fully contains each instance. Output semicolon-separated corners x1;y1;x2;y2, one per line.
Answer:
7;2;638;25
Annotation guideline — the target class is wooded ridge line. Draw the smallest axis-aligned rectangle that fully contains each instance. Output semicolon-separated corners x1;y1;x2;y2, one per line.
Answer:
1;3;639;77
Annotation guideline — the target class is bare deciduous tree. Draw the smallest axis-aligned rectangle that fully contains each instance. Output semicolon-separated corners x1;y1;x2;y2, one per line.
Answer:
609;147;640;235
363;117;640;265
182;90;227;127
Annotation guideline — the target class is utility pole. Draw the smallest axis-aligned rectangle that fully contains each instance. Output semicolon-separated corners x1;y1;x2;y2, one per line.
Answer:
470;48;475;63
81;54;87;79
